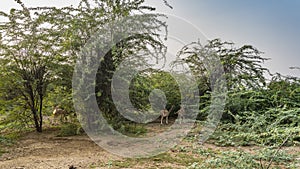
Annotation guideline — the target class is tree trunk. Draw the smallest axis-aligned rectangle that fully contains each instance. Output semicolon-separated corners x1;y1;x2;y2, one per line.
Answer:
28;87;43;132
32;108;42;132
38;94;43;132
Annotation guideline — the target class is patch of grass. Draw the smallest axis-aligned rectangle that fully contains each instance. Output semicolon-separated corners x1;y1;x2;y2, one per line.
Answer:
188;149;259;169
99;153;176;168
57;122;83;137
0;135;13;145
99;159;138;169
87;142;299;169
6;131;22;140
0;133;18;157
0;148;8;157
110;159;136;168
204;122;300;147
175;153;202;165
117;123;147;137
188;146;298;169
150;153;174;162
0;130;23;146
256;147;295;163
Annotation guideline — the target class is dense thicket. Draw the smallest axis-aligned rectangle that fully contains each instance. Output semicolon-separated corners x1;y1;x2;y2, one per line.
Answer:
0;0;168;132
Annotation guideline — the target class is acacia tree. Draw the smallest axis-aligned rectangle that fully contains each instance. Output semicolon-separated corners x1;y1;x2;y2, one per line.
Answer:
28;0;170;130
174;39;270;121
0;1;68;132
41;0;166;128
0;0;171;131
177;39;269;91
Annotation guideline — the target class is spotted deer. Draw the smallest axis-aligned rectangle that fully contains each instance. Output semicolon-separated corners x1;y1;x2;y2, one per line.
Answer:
160;105;174;125
175;106;185;124
52;106;69;124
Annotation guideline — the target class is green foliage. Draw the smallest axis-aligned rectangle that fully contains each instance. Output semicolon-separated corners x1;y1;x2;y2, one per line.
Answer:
57;122;83;137
0;131;21;156
174;39;272;124
0;136;13;157
176;39;268;91
57;0;170;129
0;0;77;132
0;136;14;147
189;147;296;169
129;73;153;111
149;71;181;108
171;38;300;154
209;75;300;146
0;0;167;132
44;85;74;114
129;70;181;112
117;123;147;136
0;97;33;132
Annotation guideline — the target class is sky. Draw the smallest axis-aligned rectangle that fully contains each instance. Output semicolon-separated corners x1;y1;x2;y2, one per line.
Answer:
0;0;299;78
146;0;300;78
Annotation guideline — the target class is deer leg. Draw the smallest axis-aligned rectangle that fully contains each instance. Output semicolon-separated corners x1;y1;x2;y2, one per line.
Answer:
60;114;63;122
178;114;182;124
64;114;68;122
179;115;182;124
166;116;168;124
161;115;163;124
53;116;58;125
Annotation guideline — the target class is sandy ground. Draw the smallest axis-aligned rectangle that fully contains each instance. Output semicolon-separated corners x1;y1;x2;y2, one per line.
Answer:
0;129;121;169
0;122;182;169
1;123;299;169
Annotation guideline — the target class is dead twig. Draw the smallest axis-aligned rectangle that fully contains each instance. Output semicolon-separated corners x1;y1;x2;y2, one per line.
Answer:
265;133;292;169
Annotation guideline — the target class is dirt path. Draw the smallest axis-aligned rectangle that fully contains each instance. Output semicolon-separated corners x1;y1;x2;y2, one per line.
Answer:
0;129;121;169
0;121;185;169
0;123;180;169
1;124;299;169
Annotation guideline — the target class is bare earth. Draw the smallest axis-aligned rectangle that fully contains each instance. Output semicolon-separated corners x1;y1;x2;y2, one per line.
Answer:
0;123;184;169
1;123;299;169
0;129;121;169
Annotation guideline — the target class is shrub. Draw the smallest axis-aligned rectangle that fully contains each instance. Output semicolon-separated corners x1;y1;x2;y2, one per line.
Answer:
57;122;83;137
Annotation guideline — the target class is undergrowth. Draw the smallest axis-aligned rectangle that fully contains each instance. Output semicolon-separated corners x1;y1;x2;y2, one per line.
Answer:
118;123;147;136
189;147;297;169
57;122;84;137
209;108;300;146
0;132;19;157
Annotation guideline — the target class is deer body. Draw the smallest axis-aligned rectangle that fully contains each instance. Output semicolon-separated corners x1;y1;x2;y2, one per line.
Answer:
175;106;185;124
53;106;68;123
160;105;174;124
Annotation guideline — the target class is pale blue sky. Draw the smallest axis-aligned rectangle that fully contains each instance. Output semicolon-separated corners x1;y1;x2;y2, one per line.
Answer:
1;0;299;77
147;0;300;78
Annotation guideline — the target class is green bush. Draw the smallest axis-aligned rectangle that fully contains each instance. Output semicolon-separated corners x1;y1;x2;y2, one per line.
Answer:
207;76;300;147
0;135;13;146
118;123;147;136
0;134;16;157
57;122;83;137
189;147;297;169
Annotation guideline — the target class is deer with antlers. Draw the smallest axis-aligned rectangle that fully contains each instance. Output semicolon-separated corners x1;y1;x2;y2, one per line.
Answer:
160;105;174;125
